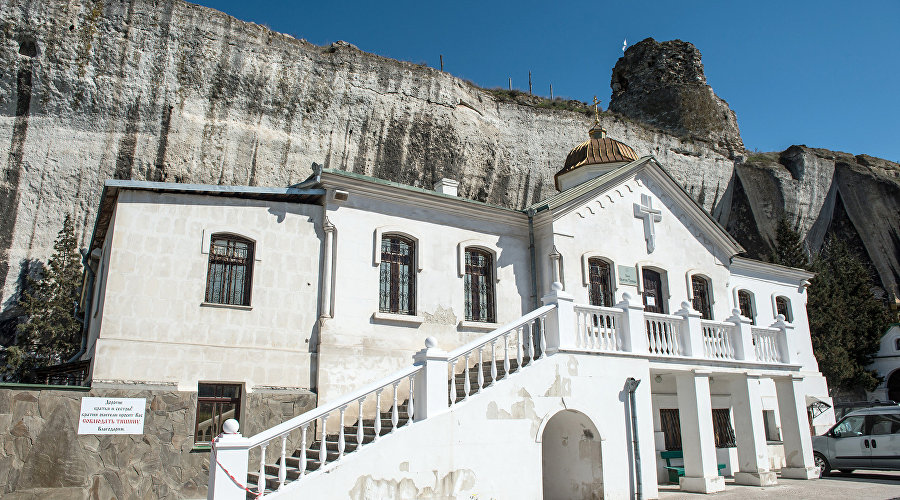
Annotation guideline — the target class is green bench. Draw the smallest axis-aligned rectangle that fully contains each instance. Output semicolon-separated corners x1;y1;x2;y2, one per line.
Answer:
660;450;727;484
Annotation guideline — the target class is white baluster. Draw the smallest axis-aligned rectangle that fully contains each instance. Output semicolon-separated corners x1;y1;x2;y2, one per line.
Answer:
477;346;484;391
449;358;457;405
373;390;382;439
526;324;535;363
490;340;498;382
300;424;308;476
319;414;328;465
516;327;523;370
356;398;364;447
258;442;267;495
463;353;471;399
338;406;346;459
391;382;399;429
406;375;415;423
503;332;510;376
539;317;547;358
278;435;287;490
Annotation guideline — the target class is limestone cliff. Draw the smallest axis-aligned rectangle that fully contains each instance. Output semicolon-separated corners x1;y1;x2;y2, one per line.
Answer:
0;0;897;323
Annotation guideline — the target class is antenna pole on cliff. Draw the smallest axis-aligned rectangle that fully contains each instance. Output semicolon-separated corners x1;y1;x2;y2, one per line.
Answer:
508;77;511;90
528;71;532;95
440;54;443;71
550;83;553;100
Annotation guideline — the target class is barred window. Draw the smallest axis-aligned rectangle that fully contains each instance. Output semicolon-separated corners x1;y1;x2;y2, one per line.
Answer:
775;296;792;322
588;258;614;307
379;235;415;315
464;248;495;323
737;290;755;325
691;275;712;320
195;383;241;444
659;408;736;449
205;235;254;306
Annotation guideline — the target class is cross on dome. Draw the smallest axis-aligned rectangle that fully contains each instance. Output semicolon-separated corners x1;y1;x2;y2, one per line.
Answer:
634;194;662;253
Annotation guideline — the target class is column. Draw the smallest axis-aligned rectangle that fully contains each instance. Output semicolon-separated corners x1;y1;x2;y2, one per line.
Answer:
775;375;817;479
617;292;647;353
541;281;575;354
675;371;725;493
731;374;777;486
207;419;251;500
676;301;704;358
413;337;450;420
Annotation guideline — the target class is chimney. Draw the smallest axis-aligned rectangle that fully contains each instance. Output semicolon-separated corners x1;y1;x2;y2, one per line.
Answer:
435;178;459;197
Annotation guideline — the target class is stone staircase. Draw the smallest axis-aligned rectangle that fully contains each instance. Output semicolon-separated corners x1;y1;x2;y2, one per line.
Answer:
245;355;532;495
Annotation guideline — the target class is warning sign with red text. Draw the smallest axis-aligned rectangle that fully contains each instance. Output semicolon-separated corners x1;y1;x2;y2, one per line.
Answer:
78;397;146;434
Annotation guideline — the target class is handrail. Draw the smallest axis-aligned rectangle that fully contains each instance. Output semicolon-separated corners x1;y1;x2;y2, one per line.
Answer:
246;364;421;447
700;319;733;327
446;303;556;359
573;304;623;315
751;326;780;333
644;311;682;321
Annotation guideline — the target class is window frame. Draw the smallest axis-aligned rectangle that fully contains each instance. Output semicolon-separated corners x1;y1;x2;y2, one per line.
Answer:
194;383;242;444
463;246;496;323
587;257;615;308
378;233;417;316
204;233;255;307
737;289;756;325
774;295;793;323
690;274;713;320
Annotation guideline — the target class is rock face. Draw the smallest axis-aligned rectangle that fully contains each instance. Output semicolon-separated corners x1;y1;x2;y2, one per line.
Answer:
0;0;897;321
610;38;744;154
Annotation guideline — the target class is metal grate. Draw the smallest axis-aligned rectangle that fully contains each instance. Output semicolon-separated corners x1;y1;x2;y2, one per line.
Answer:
464;248;495;322
379;235;415;315
775;296;792;322
691;275;712;320
205;235;253;306
588;258;614;307
737;290;755;325
195;383;242;444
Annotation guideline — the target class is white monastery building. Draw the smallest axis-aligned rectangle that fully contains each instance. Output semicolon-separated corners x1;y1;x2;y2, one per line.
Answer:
81;122;835;499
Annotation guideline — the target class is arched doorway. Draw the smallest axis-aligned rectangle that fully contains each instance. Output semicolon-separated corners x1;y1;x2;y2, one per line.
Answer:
888;369;900;402
541;410;603;500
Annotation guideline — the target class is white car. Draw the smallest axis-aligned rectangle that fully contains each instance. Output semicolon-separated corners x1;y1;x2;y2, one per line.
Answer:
812;406;900;477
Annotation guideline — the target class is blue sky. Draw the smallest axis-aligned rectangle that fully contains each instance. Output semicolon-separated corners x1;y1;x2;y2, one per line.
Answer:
193;0;900;162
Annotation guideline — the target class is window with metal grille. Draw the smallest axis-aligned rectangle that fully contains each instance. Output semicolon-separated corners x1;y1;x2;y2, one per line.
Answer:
464;248;495;322
379;235;415;315
775;296;792;322
658;408;736;449
195;383;241;444
588;258;614;307
691;275;712;320
205;234;253;306
737;289;755;325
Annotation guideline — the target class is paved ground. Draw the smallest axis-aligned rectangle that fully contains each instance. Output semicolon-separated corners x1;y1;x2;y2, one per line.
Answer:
658;470;900;499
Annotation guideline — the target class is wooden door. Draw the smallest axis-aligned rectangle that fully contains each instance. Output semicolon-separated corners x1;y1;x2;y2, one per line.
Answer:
642;269;665;314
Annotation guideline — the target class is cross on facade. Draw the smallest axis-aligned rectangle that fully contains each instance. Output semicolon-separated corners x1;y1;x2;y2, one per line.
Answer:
633;194;662;253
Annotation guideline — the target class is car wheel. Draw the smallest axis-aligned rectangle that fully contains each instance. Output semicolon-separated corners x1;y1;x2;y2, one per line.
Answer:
814;453;830;478
839;469;854;474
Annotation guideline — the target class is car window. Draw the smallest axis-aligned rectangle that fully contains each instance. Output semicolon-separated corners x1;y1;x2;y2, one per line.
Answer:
868;413;900;435
833;416;865;438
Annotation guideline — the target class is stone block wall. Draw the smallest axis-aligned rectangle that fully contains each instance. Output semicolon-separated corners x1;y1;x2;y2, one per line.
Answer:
0;384;315;499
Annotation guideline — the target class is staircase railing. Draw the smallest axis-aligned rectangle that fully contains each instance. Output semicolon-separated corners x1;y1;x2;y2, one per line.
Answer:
446;304;554;405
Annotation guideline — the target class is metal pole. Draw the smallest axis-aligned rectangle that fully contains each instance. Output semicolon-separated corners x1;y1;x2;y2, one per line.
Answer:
440;54;443;71
626;377;643;500
550;83;553;100
528;71;532;94
508;77;511;90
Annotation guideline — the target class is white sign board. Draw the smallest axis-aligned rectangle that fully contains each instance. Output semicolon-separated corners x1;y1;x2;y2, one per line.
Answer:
78;397;146;434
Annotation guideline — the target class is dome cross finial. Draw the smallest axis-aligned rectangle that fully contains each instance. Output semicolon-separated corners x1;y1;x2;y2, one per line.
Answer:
592;96;602;125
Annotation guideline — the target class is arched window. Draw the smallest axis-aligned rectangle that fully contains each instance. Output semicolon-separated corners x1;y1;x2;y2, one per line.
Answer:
464;248;495;323
775;296;792;322
691;275;712;320
737;290;755;325
379;234;416;315
588;258;614;307
205;234;254;306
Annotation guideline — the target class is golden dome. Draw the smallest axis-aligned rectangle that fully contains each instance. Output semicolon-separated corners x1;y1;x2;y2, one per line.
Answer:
555;126;638;190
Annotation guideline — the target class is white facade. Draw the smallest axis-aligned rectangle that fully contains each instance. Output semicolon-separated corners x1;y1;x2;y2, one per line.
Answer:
867;324;900;402
83;150;835;498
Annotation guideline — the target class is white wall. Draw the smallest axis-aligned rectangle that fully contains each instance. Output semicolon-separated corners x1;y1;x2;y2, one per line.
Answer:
88;190;323;391
317;184;533;403
287;353;659;500
868;325;900;401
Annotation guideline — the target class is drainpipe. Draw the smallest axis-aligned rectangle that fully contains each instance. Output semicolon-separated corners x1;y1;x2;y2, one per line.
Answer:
625;377;642;500
68;248;96;363
526;208;539;311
